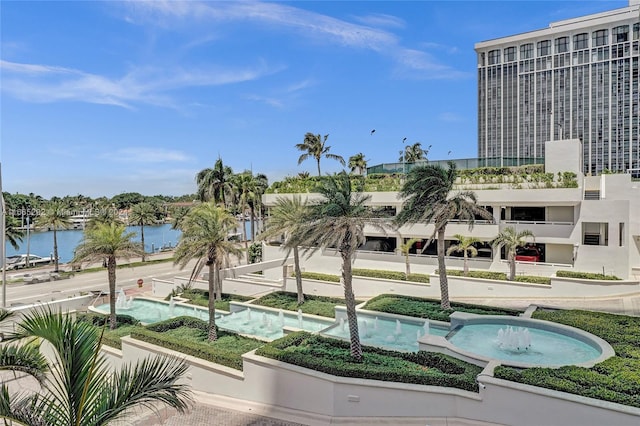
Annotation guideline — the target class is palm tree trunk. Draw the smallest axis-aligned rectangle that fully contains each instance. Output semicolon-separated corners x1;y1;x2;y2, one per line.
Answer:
293;246;304;304
250;204;256;241
140;224;146;262
53;228;59;272
437;227;451;310
463;251;469;276
405;254;411;278
215;260;223;301
509;254;516;281
242;203;249;263
208;262;218;341
107;256;117;330
341;249;362;362
316;159;321;177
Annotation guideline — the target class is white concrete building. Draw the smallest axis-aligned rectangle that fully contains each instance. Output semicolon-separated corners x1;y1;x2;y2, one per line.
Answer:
263;140;640;280
475;0;640;176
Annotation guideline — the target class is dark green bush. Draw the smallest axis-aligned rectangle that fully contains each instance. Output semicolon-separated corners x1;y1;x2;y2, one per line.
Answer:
513;276;551;285
77;312;140;327
256;332;482;392
363;294;521;322
556;270;622;280
441;269;550;284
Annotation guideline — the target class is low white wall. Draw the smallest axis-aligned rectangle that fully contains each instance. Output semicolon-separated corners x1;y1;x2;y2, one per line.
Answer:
115;337;640;425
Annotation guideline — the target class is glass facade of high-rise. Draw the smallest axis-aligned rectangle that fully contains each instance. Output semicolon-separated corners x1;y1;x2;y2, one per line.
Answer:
476;3;640;175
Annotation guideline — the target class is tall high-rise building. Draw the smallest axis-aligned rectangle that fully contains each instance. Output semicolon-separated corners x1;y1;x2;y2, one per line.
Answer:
476;0;640;175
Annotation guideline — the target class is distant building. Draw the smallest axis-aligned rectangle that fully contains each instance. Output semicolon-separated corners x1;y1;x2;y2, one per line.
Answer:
475;0;640;176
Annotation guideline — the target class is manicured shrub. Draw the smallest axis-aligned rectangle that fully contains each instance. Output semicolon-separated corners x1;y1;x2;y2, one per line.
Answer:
556;270;622;280
513;275;551;285
300;269;430;284
256;332;482;392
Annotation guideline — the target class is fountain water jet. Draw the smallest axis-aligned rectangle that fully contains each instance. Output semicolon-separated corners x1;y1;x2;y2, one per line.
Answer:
297;309;303;329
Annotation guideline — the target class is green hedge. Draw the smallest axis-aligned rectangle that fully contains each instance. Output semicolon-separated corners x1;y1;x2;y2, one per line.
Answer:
556;270;622;281
176;289;254;311
363;294;521;322
495;309;640;408
300;269;430;284
130;316;263;370
442;269;551;285
77;312;141;350
256;332;482;392
298;271;341;283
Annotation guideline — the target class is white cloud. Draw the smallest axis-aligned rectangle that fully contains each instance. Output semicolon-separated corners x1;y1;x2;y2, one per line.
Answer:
353;13;406;29
121;0;464;79
437;112;464;123
0;59;278;108
100;148;192;163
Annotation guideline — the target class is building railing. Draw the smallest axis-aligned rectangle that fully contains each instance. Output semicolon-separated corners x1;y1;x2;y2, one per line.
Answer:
502;220;573;226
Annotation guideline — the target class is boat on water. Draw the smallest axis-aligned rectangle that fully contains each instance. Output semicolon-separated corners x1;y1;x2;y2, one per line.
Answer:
5;254;54;270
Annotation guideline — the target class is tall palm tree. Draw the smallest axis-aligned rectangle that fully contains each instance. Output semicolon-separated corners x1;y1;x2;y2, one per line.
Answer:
296;132;345;176
196;157;234;206
174;203;242;341
5;215;24;250
348;153;368;175
72;223;143;329
399;237;421;278
35;201;71;272
260;195;309;304
491;226;535;280
446;234;481;276
297;172;388;361
395;162;492;310
0;307;192;425
233;172;255;263
129;202;157;262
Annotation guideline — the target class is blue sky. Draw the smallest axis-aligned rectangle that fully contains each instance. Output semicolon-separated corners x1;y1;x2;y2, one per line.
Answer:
1;0;630;198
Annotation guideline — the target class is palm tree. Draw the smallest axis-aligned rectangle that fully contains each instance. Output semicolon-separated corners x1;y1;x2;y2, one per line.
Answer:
491;226;535;280
0;307;192;425
260;195;309;304
196;157;234;206
72;223;143;329
399;142;430;163
35;201;71;272
348;153;367;175
296;132;345;176
399;237;421;278
5;215;24;250
233;172;255;263
297;172;388;361
395;162;492;310
86;207;122;230
129;202;157;262
446;234;481;276
174;203;242;341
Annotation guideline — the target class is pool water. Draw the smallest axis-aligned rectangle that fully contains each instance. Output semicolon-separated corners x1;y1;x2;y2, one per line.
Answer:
448;323;602;366
93;299;334;340
217;307;334;340
323;314;449;353
95;299;211;324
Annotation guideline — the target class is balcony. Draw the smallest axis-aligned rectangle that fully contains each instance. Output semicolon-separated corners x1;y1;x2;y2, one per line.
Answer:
500;220;575;239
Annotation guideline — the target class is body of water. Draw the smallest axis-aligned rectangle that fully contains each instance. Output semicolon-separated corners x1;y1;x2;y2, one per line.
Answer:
5;220;256;263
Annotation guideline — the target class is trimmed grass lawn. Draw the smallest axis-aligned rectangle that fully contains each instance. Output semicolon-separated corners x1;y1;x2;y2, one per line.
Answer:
256;332;482;392
178;289;253;312
363;294;522;322
251;291;360;318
